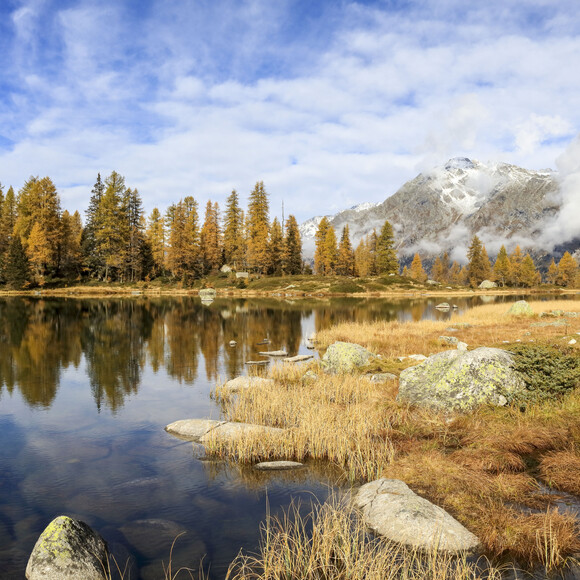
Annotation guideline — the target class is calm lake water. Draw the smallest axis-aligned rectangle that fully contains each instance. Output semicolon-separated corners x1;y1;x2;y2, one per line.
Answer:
0;294;572;579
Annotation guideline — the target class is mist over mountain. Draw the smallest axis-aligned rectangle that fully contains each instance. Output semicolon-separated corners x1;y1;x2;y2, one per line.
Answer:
300;157;579;268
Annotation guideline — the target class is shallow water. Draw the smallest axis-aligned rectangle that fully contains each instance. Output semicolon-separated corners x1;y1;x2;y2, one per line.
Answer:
0;294;575;579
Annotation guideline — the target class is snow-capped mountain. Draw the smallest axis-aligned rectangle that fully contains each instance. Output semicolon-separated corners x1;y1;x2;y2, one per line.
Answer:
299;158;575;266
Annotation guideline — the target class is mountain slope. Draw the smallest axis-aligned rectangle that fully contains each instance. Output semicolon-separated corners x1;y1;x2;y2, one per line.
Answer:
300;158;565;264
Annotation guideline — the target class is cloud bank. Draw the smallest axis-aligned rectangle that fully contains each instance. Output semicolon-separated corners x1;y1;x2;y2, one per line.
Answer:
0;0;580;225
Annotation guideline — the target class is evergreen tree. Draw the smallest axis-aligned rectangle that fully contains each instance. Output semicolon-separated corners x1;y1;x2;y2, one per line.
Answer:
448;261;462;285
336;225;355;276
409;253;427;281
5;235;31;288
354;236;371;276
466;235;487;287
59;210;83;277
81;173;106;278
183;196;201;276
375;219;398;274
27;221;52;278
283;215;302;275
246;181;270;273
123;188;147;281
223;189;244;269
0;185;17;256
493;245;511;287
267;217;284;275
323;224;338;275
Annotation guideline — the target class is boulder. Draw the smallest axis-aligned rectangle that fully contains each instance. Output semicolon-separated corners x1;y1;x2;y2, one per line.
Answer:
220;376;274;395
397;347;525;412
165;418;224;440
478;280;497;289
427;279;440;286
435;302;450;310
26;516;109;580
301;370;318;383
367;373;397;382
321;342;375;374
355;479;481;554
199;288;217;300
507;300;534;316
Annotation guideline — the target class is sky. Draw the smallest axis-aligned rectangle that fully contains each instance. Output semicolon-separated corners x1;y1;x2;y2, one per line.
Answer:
1;0;580;225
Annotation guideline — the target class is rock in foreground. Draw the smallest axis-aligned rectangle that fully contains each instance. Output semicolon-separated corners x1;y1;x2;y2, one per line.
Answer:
165;418;284;442
26;516;109;580
507;300;534;316
321;342;375;373
355;479;481;554
397;347;525;412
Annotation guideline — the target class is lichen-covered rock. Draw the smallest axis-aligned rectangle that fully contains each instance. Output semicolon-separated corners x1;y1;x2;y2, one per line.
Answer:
199;288;217;300
355;479;481;554
220;376;274;395
439;335;459;345
165;418;285;442
397;347;525;412
367;373;397;382
479;280;497;289
507;300;534;316
321;342;375;373
435;302;450;309
26;516;109;580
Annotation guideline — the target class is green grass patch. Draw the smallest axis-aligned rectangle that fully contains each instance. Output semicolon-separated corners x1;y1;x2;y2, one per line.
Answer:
329;281;365;293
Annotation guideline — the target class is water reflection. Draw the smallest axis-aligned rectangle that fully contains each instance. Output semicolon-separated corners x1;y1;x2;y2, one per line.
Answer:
0;294;561;411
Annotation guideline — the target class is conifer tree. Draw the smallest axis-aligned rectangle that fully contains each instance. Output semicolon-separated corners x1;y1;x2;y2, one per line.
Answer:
314;217;331;275
557;252;579;287
354;236;371;276
547;258;558;285
81;174;106;278
59;210;83;277
323;224;338;275
466;235;487;287
493;245;511;287
183;196;201;276
520;254;539;287
402;265;409;277
448;261;462;285
246;181;270;273
481;245;493;281
267;217;284;275
0;185;17;256
336;225;355;276
223;189;244;269
4;235;31;288
27;221;52;278
283;215;302;275
146;208;166;277
508;245;524;286
431;257;444;282
375;219;398;274
409;253;427;281
200;200;222;274
124;188;147;281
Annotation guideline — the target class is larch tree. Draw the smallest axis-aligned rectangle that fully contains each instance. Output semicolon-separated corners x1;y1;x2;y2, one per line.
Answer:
354;236;371;276
246;181;270;274
183;196;201;277
26;221;51;278
466;235;488;287
200;200;222;274
314;217;331;275
448;261;462;285
493;245;511;287
223;189;245;269
431;252;450;283
508;245;524;286
59;210;83;277
267;217;284;275
283;215;302;275
323;224;338;275
146;208;166;277
547;258;559;285
375;219;398;274
520;254;539;287
336;225;355;276
557;252;579;286
409;253;427;282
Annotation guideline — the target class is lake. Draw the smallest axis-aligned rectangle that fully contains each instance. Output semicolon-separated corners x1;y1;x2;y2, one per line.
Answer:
0;294;567;579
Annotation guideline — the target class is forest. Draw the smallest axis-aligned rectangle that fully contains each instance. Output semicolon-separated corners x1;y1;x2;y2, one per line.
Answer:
0;171;578;289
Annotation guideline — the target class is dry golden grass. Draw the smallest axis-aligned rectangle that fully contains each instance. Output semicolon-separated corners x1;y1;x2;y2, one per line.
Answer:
316;299;580;358
225;495;509;580
206;300;580;570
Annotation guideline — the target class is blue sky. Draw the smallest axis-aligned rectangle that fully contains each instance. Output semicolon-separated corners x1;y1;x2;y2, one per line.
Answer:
1;0;580;223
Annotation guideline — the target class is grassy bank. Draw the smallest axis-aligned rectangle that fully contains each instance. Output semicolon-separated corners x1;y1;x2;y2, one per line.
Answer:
207;300;580;575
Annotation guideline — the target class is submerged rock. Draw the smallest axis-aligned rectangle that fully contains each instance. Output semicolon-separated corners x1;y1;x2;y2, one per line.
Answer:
26;516;109;580
321;342;375;374
199;288;217;300
220;376;274;395
254;461;304;471
165;418;284;443
355;479;481;554
397;347;525;412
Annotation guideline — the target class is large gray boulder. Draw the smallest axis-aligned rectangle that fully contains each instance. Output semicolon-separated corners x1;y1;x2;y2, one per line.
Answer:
165;418;284;442
397;347;525;412
321;342;375;373
26;516;109;580
219;376;274;395
355;479;481;554
479;280;497;289
507;300;534;316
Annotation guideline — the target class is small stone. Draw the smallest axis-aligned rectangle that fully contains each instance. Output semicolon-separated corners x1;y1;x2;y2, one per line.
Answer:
229;340;237;347
435;302;450;310
302;370;318;383
569;339;577;345
368;373;397;382
254;461;304;471
407;354;427;361
457;342;468;351
259;350;288;357
283;354;314;363
439;336;459;345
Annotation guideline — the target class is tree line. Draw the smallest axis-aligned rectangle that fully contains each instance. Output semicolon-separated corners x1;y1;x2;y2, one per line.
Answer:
0;173;302;287
0;172;578;288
